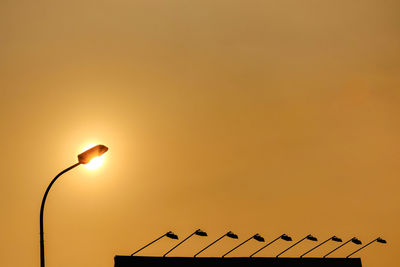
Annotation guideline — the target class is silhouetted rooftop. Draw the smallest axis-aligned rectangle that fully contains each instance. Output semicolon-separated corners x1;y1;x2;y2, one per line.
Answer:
115;256;362;267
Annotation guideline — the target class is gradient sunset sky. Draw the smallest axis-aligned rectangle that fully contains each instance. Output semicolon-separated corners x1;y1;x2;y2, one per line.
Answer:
1;1;399;267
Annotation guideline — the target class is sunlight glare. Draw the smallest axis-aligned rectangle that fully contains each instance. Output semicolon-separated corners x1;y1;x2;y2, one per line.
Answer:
81;144;106;170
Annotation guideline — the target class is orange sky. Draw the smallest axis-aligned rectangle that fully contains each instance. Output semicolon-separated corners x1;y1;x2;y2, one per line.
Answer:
1;1;399;267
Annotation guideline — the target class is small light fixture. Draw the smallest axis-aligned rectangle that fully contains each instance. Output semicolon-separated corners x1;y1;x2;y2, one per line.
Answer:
281;234;293;242
250;234;293;257
226;231;239;239
323;237;362;258
195;229;208;237
131;231;179;256
276;234;318;258
163;229;208;257
346;237;387;258
166;231;179;240
300;235;342;258
194;231;239;257
222;233;265;258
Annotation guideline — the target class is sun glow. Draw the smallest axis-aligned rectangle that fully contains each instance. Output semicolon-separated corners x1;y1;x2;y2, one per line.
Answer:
81;144;106;170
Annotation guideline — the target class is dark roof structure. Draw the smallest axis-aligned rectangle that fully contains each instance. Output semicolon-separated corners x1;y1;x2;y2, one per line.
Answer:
114;256;362;267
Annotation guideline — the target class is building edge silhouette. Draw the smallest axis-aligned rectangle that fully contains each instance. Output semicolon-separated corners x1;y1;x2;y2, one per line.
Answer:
114;256;362;267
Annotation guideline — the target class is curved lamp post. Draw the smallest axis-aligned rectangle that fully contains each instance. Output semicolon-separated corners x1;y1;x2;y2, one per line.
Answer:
39;144;108;267
276;234;318;258
346;237;386;258
323;237;362;258
163;229;207;257
300;236;342;258
194;231;238;257
222;233;265;258
131;231;179;256
250;234;292;257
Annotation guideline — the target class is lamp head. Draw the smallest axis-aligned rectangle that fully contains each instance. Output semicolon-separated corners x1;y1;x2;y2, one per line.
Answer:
166;231;179;240
351;237;362;245
253;234;265;242
281;234;292;241
332;236;342;242
195;229;208;236
226;231;238;239
306;235;318;241
78;144;108;164
376;237;387;244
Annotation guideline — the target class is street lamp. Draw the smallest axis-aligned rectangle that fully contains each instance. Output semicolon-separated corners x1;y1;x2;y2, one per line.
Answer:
250;234;292;257
39;144;108;267
163;229;208;257
300;236;342;258
276;234;318;258
130;231;179;256
323;237;362;258
222;234;265;258
194;231;238;257
346;237;386;258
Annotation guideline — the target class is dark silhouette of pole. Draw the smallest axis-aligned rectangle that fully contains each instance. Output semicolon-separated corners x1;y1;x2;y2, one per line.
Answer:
300;236;342;258
323;237;362;258
163;229;207;257
40;163;80;267
346;237;386;258
250;234;292;257
40;144;108;267
222;234;264;258
194;231;238;257
276;234;318;258
131;231;178;256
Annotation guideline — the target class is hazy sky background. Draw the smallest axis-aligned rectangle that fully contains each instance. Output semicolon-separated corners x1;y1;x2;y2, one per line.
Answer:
1;1;399;267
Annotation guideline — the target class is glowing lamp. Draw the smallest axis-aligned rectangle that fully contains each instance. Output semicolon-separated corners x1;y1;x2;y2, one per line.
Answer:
78;144;108;164
39;144;109;267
